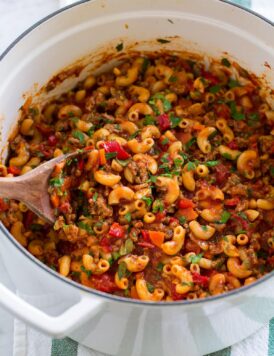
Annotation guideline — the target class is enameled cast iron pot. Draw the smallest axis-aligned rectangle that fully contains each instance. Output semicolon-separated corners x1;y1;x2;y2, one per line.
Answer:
0;1;273;355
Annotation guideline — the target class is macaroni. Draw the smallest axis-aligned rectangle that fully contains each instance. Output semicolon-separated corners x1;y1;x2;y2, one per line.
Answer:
3;51;273;302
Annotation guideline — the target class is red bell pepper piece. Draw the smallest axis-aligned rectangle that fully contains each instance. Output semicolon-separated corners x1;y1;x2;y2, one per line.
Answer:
24;211;34;229
202;71;219;85
77;159;84;171
227;140;238;150
137;241;155;249
109;222;125;238
267;256;274;266
102;141;130;160
214;163;230;186
0;198;9;212
58;201;71;214
91;273;118;293
48;135;58;146
214;103;230;120
178;198;195;209
192;272;209;287
7;166;21;176
36;123;53;136
169;217;179;224
141;230;150;242
225;197;240;206
38;144;53;158
170;283;185;300
231;213;249;230
157;114;170;131
99;236;112;252
155;211;166;222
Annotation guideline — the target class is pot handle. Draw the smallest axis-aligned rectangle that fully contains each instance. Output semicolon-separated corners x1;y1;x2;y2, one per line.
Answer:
0;282;103;337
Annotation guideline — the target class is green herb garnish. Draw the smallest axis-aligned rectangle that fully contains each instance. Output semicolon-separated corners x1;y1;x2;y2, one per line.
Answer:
116;42;123;51
152;199;164;213
221;58;231;67
29;107;39;116
49;177;64;187
189;253;203;264
186;161;196;171
217;211;231;224
78;221;93;234
116;158;130;166
169;75;178;82
209;85;221;94
238;212;248;221
205;160;219;167
30;224;43;232
72;130;85;143
157;38;170;44
92;192;98;202
149;93;171;113
129;130;140;139
143;115;156;125
105;152;117;160
118;262;128;279
156;262;164;271
141;57;150;74
112;251;121;261
142;196;153;207
174;157;184;168
185;137;196;150
147;175;157;183
181;281;194;287
161;137;169;145
146;282;155;292
119;239;134;256
169;114;181;128
179;216;187;225
222;153;233;160
80;265;92;278
125;212;132;223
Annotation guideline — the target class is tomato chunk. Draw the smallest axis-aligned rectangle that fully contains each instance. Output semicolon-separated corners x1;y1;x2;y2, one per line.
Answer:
148;231;165;248
7;166;21;176
178;198;195;209
0;198;9;212
157;114;170;131
109;222;125;238
192;272;209;287
91;273;118;293
225;197;240;206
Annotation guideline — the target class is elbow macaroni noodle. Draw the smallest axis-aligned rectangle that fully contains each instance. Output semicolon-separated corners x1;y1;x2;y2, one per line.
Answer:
2;51;273;301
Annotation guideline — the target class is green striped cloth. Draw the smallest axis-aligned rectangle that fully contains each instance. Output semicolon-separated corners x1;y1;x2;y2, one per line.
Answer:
13;317;274;356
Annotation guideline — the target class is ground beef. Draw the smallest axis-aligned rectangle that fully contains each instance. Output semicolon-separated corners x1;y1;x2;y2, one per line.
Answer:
89;195;113;218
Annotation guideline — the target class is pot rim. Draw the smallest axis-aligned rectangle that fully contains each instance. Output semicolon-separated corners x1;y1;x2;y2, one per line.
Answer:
0;0;273;307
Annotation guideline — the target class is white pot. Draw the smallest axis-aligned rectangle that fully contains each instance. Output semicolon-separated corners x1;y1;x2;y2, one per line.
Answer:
0;1;273;355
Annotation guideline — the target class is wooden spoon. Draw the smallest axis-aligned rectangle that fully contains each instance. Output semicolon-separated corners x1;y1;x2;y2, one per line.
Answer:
0;151;83;224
